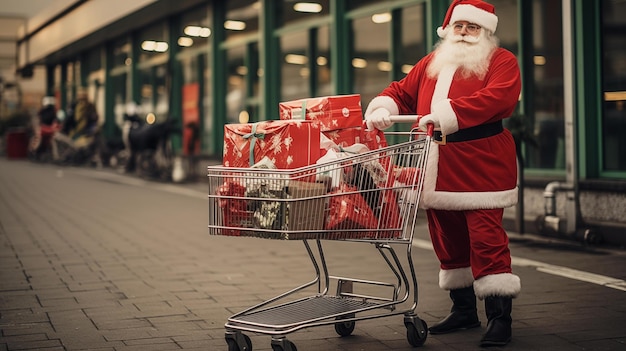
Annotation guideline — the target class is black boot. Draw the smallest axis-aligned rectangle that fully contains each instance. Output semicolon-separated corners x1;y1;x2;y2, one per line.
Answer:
429;286;481;334
480;296;512;347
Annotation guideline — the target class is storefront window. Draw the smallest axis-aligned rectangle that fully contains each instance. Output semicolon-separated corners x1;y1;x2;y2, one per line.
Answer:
399;5;425;80
225;0;259;41
602;0;626;171
139;64;168;122
527;0;565;170
316;26;332;96
226;46;247;123
281;31;309;101
138;23;168;63
280;26;330;101
112;37;131;67
111;73;128;127
351;11;391;106
178;5;211;51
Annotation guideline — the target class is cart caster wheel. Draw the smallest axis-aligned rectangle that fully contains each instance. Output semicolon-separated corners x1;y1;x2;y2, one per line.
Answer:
270;338;297;351
405;318;428;347
225;332;252;351
334;314;356;336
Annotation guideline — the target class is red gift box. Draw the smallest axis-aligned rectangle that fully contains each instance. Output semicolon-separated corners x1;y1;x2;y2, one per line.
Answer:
223;120;321;169
360;123;388;151
279;94;363;132
325;184;378;239
216;180;251;236
322;127;362;149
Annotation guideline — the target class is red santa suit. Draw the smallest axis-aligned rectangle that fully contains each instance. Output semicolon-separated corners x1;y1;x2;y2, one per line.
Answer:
365;43;522;299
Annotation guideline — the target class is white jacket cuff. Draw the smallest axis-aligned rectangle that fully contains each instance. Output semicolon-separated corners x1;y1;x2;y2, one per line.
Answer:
365;96;399;117
432;99;458;135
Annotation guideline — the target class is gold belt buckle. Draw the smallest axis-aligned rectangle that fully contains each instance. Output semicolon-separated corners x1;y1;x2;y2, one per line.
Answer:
434;133;446;145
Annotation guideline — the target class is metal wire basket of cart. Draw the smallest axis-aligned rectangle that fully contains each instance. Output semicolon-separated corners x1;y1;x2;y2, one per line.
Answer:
208;119;433;351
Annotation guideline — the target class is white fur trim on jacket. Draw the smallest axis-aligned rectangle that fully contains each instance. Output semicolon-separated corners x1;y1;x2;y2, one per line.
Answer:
364;96;399;117
418;144;519;210
473;273;521;299
439;267;474;290
432;98;459;136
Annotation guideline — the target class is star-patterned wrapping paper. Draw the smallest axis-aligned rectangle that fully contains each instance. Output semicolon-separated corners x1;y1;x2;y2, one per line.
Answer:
279;94;363;132
223;120;321;169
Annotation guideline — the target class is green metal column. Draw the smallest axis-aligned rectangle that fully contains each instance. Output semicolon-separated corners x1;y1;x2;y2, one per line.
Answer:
427;0;449;51
308;28;318;96
104;43;116;139
45;65;55;96
80;53;88;89
169;16;183;152
60;63;68;111
212;1;227;155
330;0;350;94
261;0;280;121
131;34;141;106
572;0;601;179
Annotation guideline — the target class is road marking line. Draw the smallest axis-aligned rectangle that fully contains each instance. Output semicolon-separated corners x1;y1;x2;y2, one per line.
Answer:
413;239;626;292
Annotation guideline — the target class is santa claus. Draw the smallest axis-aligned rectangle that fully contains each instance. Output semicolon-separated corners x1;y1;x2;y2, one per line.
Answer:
365;0;521;347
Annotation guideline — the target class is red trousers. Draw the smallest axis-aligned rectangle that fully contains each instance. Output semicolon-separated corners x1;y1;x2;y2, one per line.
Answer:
426;208;512;280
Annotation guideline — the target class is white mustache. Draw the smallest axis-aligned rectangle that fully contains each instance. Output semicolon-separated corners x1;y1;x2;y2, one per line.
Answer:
450;34;480;44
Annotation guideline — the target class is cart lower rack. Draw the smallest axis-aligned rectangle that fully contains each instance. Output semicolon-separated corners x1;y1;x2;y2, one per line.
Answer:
208;128;432;351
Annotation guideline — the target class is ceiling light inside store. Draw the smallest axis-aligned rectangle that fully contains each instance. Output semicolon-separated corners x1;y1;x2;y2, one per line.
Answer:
178;37;193;47
294;2;323;13
377;61;392;72
285;54;308;65
141;40;157;51
534;55;546;65
154;42;168;52
224;20;246;31
316;56;327;66
141;40;168;52
402;64;413;74
184;25;212;37
352;58;367;69
372;13;391;24
236;66;248;75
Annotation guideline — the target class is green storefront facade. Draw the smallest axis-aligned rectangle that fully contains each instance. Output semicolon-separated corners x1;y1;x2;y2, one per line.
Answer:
21;0;626;245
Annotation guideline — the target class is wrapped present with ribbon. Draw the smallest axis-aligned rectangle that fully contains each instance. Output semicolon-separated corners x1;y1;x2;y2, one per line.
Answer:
279;94;363;132
216;180;251;236
325;183;379;239
223;120;321;169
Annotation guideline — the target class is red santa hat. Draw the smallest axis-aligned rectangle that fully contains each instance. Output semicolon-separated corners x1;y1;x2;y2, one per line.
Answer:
437;0;498;38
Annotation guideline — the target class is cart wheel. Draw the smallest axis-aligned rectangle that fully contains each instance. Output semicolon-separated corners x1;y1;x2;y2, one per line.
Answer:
334;314;356;336
226;333;252;351
406;318;428;347
270;339;297;351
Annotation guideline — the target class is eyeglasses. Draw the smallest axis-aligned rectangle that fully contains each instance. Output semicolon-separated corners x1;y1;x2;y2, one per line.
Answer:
453;23;481;34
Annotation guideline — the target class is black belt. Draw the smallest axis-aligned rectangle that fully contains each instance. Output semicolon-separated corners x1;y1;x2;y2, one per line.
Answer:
433;121;503;144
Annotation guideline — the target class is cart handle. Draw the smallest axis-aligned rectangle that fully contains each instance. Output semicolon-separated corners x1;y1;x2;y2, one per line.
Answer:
387;114;434;137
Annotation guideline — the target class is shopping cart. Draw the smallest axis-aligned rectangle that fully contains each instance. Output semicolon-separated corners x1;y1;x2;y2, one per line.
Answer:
208;118;433;351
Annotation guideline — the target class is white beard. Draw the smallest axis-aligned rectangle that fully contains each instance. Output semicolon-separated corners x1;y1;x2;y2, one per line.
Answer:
427;30;498;80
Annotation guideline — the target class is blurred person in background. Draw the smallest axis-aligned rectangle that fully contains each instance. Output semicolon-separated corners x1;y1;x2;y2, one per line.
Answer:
29;96;59;160
52;89;101;166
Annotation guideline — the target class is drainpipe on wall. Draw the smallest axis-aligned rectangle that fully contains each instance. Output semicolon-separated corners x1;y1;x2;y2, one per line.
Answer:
539;0;602;245
539;0;579;238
